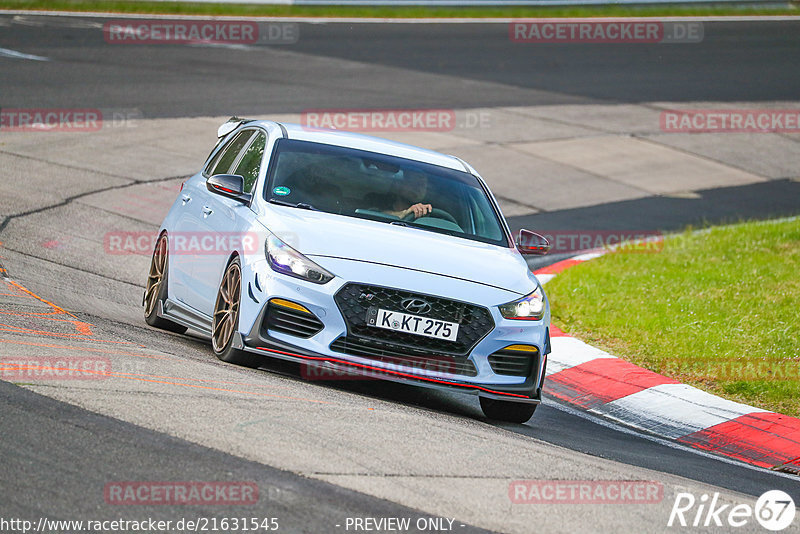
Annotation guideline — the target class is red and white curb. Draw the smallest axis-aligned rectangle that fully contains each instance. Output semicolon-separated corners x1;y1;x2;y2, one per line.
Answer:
535;252;800;473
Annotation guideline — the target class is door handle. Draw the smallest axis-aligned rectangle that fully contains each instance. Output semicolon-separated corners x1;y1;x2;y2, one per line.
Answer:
202;206;213;217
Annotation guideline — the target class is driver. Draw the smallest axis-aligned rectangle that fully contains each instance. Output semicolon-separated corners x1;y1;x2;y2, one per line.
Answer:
366;170;433;219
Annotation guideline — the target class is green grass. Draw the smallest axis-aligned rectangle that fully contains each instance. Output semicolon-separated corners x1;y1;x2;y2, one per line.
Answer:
545;218;800;417
0;0;798;18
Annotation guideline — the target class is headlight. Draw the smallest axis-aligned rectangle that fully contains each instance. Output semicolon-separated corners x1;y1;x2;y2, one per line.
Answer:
499;285;546;320
265;234;334;284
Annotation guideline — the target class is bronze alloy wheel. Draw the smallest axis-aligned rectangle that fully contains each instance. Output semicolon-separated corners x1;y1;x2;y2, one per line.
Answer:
144;234;187;334
144;234;168;317
212;260;241;353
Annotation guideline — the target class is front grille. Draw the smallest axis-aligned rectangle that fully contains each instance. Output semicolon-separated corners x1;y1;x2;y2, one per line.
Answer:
263;302;324;338
333;283;494;357
487;346;539;377
330;336;478;377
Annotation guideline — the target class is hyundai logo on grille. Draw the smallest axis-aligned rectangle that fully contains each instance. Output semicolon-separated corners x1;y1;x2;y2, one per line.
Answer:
401;298;431;315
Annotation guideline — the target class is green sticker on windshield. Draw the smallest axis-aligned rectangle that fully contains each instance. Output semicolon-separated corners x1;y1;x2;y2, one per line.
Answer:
273;186;291;196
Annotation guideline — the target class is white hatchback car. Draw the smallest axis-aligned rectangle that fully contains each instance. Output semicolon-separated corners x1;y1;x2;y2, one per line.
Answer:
145;118;552;423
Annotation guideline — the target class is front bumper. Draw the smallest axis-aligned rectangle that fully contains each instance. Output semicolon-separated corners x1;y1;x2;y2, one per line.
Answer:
236;326;544;404
236;258;549;404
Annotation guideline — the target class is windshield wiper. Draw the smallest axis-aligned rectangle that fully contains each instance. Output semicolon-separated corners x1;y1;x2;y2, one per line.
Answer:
357;213;459;239
388;219;462;240
268;198;318;211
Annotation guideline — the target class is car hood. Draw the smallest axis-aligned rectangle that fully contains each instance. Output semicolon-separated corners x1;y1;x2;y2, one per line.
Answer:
261;207;536;295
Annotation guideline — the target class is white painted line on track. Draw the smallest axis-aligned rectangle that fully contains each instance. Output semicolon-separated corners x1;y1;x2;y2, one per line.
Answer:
0;47;50;61
1;10;800;23
546;336;616;375
594;382;769;439
571;250;607;262
543;397;800;482
11;14;103;28
187;42;258;50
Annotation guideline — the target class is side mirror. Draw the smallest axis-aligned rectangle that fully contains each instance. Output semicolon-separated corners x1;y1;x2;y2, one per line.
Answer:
515;229;551;255
206;174;252;204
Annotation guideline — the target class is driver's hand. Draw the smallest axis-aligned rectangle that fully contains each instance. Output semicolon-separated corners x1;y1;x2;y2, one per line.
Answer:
404;203;432;219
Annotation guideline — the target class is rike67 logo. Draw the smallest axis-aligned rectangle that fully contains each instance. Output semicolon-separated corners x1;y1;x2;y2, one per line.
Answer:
668;490;796;531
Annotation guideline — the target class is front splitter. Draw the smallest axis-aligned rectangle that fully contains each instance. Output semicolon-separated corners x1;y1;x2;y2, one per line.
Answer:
234;332;542;404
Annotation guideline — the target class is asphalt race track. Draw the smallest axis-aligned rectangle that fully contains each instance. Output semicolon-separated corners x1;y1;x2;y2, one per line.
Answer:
2;18;800;114
1;14;799;533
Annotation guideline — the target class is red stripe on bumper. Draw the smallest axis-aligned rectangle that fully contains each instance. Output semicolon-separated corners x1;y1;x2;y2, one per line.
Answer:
547;358;679;409
677;412;800;468
253;346;530;399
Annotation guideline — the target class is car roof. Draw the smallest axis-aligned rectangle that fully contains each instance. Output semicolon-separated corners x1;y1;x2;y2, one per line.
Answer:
250;120;468;173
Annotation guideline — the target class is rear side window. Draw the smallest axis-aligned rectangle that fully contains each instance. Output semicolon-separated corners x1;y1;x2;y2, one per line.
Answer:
234;132;267;194
207;130;255;176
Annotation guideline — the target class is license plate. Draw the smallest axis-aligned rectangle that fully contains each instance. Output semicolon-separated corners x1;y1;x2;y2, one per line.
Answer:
367;308;459;342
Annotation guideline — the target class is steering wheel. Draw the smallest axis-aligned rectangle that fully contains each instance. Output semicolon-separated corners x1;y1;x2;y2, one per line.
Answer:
403;207;458;225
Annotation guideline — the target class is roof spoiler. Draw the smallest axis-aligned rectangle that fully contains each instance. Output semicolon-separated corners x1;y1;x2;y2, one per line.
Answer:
217;116;254;138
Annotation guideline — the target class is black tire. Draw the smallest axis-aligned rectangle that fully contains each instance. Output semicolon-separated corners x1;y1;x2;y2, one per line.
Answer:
479;397;537;424
212;257;262;368
144;233;188;334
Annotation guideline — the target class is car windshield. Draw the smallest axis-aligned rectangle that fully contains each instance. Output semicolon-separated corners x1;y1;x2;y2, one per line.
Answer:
264;139;509;247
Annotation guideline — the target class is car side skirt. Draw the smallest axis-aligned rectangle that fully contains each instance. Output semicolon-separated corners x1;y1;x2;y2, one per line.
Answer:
159;299;212;334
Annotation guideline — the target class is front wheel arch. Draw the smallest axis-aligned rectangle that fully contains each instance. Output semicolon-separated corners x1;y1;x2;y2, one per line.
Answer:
212;254;262;368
